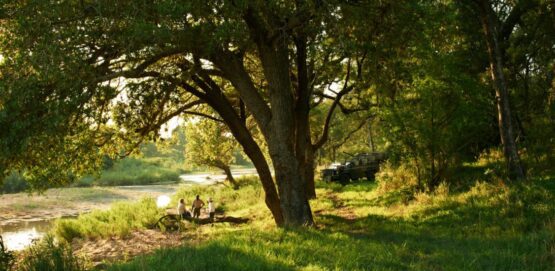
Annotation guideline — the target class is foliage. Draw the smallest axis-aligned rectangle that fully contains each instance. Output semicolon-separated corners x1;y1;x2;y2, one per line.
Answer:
374;1;494;190
1;171;28;194
183;120;241;176
53;197;162;242
17;235;84;271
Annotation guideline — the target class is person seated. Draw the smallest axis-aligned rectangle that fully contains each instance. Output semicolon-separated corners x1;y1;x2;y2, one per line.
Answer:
177;198;190;218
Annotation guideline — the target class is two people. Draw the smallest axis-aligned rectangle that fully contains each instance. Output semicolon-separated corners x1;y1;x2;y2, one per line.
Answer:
178;195;216;220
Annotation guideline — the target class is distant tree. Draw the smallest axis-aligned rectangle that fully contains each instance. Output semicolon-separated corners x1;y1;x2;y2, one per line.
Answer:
184;119;240;189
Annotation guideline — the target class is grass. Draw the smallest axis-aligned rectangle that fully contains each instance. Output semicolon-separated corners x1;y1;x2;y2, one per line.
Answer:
16;235;84;271
53;197;163;242
35;169;555;271
96;176;555;271
76;157;186;187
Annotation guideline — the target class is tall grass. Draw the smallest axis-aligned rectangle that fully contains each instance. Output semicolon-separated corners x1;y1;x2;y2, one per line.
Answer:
0;235;15;271
17;235;84;271
42;171;555;270
53;197;162;242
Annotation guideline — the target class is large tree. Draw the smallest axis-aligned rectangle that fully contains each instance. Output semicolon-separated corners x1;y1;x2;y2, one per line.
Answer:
0;1;397;226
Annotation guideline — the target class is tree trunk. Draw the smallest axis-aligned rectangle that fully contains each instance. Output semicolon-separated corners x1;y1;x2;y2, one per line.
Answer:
258;37;315;227
477;0;525;180
304;149;316;199
215;104;284;225
294;35;317;199
219;164;238;189
195;74;285;226
270;146;314;227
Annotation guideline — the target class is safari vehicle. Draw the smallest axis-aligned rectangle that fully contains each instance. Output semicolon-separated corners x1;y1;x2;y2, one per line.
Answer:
321;152;386;184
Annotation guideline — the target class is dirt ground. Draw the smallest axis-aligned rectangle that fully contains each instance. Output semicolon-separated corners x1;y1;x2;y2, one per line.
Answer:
71;229;185;268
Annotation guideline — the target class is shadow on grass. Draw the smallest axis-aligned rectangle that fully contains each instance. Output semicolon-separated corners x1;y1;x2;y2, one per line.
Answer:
109;241;296;271
314;182;555;270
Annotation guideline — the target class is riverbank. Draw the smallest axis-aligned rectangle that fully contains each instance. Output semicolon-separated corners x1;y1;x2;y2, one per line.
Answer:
0;168;258;252
0;185;177;228
0;168;258;228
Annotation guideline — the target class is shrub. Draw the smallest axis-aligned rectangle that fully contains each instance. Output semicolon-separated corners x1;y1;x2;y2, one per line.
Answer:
18;235;84;271
375;162;418;194
1;172;28;194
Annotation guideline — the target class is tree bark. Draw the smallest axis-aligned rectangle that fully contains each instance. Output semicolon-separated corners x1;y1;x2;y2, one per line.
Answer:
218;163;238;189
241;7;315;226
259;38;314;226
477;0;525;180
294;35;317;199
190;72;285;226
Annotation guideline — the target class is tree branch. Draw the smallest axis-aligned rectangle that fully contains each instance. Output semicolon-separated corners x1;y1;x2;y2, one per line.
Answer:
500;0;538;41
331;116;373;150
182;111;224;123
313;61;358;150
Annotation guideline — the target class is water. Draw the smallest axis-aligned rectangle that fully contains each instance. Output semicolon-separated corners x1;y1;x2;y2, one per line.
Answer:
0;168;258;251
1;219;53;251
179;168;257;184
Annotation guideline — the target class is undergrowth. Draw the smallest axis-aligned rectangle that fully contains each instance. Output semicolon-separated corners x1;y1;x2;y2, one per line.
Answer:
17;235;84;271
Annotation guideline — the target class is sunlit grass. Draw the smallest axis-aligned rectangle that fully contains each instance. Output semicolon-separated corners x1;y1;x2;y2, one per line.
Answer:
41;171;555;271
105;176;555;271
53;198;163;242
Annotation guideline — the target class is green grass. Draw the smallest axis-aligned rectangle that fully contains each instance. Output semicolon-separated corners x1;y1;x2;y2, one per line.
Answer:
53;197;163;242
100;176;555;271
75;157;186;187
16;235;84;271
43;172;555;271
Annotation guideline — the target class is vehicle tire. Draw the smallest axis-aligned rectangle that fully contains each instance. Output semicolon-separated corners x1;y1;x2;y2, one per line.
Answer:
339;173;349;185
365;170;376;181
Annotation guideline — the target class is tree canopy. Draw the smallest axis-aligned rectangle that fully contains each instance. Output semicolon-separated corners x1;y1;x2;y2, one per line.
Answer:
1;0;553;227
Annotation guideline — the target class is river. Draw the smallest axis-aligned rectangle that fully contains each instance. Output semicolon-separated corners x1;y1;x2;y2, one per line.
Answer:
0;168;257;251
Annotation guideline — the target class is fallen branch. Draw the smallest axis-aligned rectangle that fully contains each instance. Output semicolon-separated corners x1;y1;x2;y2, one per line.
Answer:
151;214;250;230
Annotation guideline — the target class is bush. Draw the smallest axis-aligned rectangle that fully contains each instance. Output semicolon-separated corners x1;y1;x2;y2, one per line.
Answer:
18;235;84;271
375;162;418;194
1;172;28;194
